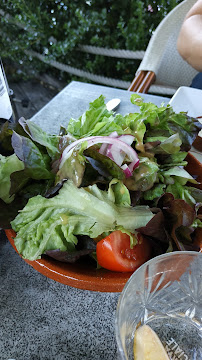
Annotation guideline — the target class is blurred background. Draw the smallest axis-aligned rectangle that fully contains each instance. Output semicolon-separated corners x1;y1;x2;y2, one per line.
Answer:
0;0;183;117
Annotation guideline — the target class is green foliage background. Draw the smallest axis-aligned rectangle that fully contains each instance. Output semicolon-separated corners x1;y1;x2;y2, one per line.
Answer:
0;0;183;84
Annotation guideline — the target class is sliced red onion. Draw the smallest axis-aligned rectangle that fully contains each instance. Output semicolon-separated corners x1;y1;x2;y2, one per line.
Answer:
106;144;122;164
121;159;140;178
121;164;133;178
118;134;135;145
104;134;135;166
99;131;119;155
129;159;139;171
59;135;139;176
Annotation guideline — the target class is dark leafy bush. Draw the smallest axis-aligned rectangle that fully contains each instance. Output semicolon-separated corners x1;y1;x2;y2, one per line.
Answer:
0;0;183;84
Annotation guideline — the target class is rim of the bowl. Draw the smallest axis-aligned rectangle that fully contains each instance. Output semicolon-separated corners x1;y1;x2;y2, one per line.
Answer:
115;251;202;357
5;229;133;292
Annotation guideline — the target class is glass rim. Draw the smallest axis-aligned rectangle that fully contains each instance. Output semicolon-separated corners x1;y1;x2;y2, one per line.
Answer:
115;251;202;358
118;250;201;303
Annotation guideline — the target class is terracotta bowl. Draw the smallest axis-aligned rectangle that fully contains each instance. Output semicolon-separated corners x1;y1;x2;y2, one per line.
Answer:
5;153;202;293
5;229;132;292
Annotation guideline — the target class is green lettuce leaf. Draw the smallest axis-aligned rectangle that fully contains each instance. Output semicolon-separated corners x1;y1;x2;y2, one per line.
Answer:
124;156;159;191
166;182;202;206
67;95;124;138
149;133;182;155
12;131;54;181
19;118;60;159
108;179;131;206
0;154;24;203
158;152;188;169
11;180;154;260
56;147;86;187
130;94;202;152
0;178;54;229
0;121;14;156
158;166;201;205
0;120;27;156
162;166;198;186
143;184;166;201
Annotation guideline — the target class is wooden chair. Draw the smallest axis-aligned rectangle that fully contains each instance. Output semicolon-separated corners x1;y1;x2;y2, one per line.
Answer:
128;0;198;96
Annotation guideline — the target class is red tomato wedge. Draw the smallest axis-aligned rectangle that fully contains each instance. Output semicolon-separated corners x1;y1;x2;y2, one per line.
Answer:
96;230;151;272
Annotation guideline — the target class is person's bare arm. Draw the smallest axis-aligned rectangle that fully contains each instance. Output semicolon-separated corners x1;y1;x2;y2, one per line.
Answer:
177;0;202;71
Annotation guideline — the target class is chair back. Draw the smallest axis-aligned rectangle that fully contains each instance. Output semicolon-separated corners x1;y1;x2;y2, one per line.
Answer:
137;0;198;95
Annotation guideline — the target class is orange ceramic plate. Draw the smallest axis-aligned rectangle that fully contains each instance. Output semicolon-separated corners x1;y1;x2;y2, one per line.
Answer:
5;153;202;293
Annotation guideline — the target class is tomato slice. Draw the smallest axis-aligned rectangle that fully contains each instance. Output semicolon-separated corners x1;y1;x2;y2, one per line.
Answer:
96;230;151;272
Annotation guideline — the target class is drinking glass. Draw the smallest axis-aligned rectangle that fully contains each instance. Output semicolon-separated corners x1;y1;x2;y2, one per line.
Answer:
115;251;202;360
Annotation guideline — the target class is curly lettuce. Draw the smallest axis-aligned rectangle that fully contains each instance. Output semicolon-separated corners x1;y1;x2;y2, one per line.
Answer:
11;179;154;260
0;154;24;203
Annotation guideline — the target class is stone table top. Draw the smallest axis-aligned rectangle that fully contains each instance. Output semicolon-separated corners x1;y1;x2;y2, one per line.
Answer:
31;81;170;134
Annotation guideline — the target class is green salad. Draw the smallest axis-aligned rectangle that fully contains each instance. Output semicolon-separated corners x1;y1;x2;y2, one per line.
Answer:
0;94;202;271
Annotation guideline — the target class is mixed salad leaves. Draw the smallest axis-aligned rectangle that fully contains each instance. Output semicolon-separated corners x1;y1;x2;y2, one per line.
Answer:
1;94;202;271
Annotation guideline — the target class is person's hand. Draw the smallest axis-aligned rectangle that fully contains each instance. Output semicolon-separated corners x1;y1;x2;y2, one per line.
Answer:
177;0;202;72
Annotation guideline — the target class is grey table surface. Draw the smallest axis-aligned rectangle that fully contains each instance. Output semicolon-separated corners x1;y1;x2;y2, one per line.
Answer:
0;81;170;360
31;80;170;133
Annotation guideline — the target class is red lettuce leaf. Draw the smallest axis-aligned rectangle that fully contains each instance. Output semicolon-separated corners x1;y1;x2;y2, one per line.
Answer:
157;193;197;250
45;236;96;263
